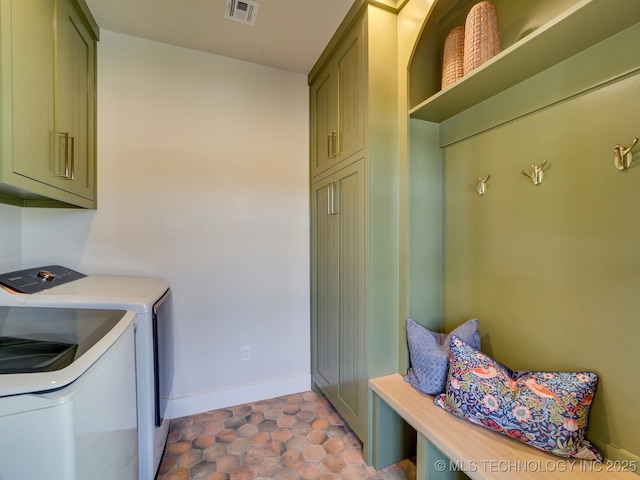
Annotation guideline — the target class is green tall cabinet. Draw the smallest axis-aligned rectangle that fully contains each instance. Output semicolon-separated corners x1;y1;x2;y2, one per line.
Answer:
0;0;98;208
309;1;399;459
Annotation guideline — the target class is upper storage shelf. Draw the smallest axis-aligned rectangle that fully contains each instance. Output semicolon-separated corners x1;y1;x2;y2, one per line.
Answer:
409;0;640;123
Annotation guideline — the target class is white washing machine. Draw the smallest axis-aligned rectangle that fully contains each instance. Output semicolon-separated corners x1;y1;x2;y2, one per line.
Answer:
0;266;173;480
0;305;138;480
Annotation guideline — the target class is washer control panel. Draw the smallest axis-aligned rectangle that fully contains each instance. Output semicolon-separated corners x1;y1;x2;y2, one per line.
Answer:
0;265;86;294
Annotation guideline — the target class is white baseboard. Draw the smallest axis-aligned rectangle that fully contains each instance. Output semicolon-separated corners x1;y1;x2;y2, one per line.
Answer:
167;373;312;420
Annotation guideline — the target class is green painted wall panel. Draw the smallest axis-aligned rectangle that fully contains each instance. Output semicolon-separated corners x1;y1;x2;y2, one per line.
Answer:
442;43;640;463
399;118;443;373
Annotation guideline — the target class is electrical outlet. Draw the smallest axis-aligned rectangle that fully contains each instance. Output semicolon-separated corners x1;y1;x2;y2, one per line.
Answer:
241;346;251;361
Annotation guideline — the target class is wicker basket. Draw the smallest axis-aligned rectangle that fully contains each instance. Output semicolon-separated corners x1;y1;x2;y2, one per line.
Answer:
463;1;500;75
441;26;465;89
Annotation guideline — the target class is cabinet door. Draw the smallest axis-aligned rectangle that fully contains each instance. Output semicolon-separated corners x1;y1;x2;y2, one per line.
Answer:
335;161;365;435
310;67;337;177
334;20;365;164
55;0;96;200
311;160;365;438
311;177;340;396
5;0;57;186
309;17;365;179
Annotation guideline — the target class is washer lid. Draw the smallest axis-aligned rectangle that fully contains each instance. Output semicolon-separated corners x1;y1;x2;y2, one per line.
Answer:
0;307;134;397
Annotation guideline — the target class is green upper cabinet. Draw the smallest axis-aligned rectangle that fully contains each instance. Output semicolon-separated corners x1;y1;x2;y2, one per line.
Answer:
310;20;365;178
0;0;98;208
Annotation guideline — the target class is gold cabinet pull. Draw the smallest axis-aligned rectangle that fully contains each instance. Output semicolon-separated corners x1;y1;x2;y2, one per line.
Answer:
57;131;70;179
68;135;75;180
57;131;75;180
326;181;339;215
330;131;338;158
331;180;338;215
327;132;338;159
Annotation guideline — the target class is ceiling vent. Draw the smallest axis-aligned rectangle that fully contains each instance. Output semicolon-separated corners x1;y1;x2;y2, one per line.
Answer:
224;0;260;26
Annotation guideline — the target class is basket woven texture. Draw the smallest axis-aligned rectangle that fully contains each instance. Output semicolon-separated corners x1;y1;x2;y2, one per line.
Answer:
463;1;500;75
441;26;465;89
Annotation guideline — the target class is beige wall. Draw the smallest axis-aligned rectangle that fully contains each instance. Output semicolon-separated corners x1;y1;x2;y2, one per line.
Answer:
0;204;21;271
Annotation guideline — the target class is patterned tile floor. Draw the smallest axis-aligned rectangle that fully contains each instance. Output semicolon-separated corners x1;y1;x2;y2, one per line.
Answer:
156;390;416;480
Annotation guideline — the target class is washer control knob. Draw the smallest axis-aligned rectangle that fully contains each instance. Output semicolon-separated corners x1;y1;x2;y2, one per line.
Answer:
37;270;56;281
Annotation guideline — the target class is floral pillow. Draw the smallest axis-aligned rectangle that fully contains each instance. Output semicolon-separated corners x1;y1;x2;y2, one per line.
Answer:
434;336;603;461
405;318;480;395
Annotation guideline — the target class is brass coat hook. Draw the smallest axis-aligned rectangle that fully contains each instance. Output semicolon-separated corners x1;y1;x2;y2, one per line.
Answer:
469;174;491;195
614;138;638;170
521;160;548;185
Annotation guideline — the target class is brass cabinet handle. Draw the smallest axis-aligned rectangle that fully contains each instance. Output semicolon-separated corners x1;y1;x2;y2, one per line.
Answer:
57;131;70;179
327;181;338;215
69;135;75;180
327;131;338;159
330;131;338;158
328;132;337;159
57;131;75;180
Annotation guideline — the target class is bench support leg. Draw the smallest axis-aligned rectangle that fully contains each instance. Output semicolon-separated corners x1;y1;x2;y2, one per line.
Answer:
368;390;416;469
417;433;469;480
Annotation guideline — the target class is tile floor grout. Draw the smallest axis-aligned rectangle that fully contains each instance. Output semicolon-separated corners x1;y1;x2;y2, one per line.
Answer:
155;390;416;480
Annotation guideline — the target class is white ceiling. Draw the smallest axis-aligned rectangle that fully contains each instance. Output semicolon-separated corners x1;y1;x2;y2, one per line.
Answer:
84;0;356;74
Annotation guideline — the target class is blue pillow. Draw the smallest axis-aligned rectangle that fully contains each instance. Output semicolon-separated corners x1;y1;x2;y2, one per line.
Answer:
405;317;480;395
434;336;603;461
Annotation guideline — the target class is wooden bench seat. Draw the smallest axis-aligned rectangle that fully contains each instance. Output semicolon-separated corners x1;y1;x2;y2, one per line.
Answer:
369;374;636;479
